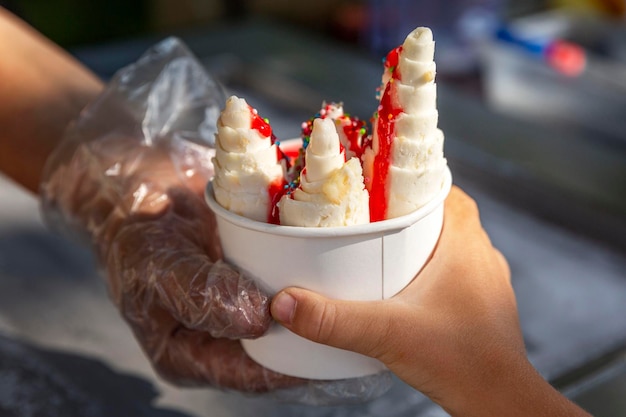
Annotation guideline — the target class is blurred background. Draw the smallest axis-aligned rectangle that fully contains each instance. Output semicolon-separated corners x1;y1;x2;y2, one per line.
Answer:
1;1;625;416
4;0;626;144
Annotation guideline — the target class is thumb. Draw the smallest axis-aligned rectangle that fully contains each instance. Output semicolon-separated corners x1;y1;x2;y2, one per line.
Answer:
271;288;397;359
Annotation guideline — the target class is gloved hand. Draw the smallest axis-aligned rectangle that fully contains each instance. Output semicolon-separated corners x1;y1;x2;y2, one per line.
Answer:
40;38;392;403
40;59;297;395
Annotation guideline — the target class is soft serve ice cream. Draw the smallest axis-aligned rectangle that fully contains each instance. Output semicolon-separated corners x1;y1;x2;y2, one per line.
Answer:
279;118;369;227
211;27;447;226
212;96;285;223
363;27;447;221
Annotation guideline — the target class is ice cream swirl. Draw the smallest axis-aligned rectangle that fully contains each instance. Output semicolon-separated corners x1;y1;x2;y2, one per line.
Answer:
212;95;285;222
363;27;447;221
279;118;369;227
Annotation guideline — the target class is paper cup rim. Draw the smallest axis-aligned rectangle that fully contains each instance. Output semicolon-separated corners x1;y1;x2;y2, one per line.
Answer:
205;166;451;238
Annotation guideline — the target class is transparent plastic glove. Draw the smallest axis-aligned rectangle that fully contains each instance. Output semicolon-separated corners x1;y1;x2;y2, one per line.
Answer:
40;38;392;403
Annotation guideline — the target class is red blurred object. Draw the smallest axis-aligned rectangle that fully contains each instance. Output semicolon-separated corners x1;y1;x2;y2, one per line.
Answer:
545;40;587;77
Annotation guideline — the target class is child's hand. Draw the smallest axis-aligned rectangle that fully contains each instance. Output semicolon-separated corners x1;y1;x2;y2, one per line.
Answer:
272;186;591;416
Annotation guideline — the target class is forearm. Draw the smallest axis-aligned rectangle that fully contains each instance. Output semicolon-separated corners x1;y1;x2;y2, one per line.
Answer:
0;7;103;193
440;354;592;417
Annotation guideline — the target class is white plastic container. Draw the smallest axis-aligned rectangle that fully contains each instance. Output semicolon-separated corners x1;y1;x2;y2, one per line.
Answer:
205;167;452;380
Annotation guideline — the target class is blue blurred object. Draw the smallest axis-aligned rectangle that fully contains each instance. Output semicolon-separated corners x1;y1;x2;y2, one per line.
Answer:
480;10;626;142
495;25;588;76
495;25;549;56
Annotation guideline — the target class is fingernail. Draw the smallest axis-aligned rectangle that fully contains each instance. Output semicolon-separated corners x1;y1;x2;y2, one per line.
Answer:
272;292;296;325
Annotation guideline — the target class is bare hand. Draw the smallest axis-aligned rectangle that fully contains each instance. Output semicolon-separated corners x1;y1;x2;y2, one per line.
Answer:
271;186;591;416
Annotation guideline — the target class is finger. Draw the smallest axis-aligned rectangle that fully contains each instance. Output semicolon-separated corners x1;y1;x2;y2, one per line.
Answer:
155;329;303;392
444;187;511;281
271;288;400;360
155;254;272;339
120;290;302;392
443;185;483;234
108;211;272;339
395;185;496;301
436;186;499;259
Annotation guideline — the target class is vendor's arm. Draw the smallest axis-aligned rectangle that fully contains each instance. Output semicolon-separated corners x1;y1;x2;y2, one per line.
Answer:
0;7;103;192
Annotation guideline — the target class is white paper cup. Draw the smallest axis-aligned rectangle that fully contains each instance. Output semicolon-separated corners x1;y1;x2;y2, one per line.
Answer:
205;166;452;380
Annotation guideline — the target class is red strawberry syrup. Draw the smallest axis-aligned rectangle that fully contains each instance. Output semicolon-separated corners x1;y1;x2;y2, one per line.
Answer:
342;118;367;159
249;106;272;138
248;105;287;224
369;46;402;222
268;178;286;224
